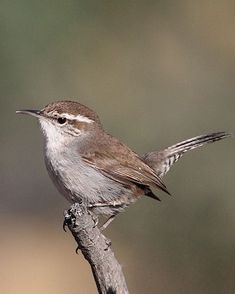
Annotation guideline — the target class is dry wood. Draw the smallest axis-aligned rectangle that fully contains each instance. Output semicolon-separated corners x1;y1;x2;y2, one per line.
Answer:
64;203;129;294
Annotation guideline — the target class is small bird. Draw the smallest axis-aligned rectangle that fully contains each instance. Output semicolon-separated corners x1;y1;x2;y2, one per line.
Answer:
16;101;231;229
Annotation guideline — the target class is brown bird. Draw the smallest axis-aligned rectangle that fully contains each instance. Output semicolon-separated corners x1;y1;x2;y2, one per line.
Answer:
16;101;231;229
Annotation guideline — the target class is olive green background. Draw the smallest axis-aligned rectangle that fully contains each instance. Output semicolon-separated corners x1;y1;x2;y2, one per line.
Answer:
1;1;234;293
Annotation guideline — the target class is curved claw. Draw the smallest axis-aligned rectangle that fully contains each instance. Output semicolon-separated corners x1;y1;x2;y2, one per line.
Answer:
63;219;68;232
75;246;80;254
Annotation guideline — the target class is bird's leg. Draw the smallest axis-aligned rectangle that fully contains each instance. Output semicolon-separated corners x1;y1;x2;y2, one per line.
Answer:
88;201;123;230
88;200;124;208
100;215;116;231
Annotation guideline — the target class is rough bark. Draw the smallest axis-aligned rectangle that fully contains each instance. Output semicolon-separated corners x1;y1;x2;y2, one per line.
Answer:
64;203;129;294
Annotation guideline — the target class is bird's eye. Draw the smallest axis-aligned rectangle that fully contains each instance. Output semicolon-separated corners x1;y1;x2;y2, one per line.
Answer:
57;117;67;125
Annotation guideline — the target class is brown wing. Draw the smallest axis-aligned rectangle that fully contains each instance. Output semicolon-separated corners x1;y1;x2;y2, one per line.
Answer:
81;132;170;195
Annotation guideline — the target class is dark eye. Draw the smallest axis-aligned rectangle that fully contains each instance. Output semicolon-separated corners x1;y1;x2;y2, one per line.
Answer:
57;117;67;124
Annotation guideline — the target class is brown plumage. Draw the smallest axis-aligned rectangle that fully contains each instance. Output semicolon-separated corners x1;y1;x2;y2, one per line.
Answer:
17;100;232;229
43;100;102;125
81;131;170;196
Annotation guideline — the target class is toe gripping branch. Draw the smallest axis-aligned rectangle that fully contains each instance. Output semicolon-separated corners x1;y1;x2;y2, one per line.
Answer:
63;203;111;252
62;203;129;293
63;203;98;232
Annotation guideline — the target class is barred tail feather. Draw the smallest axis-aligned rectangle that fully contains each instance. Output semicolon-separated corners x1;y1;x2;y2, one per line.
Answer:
143;132;232;178
168;132;231;154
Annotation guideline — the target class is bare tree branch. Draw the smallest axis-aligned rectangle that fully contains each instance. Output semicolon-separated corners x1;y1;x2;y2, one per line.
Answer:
64;203;129;294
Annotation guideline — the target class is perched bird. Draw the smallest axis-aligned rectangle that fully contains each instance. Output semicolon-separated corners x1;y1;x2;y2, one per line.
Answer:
16;101;231;229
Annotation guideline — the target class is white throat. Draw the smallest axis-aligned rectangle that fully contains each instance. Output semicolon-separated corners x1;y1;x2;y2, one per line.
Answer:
39;119;72;153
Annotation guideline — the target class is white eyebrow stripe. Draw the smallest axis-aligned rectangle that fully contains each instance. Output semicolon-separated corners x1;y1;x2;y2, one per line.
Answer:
53;112;94;123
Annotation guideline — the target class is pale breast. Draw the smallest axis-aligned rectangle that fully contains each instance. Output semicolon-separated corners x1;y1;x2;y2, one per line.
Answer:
44;146;136;215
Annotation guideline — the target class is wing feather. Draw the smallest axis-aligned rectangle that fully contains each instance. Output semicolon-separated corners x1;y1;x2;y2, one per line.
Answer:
81;132;170;195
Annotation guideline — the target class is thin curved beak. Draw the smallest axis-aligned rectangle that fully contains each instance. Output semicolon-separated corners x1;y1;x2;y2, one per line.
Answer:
16;109;41;118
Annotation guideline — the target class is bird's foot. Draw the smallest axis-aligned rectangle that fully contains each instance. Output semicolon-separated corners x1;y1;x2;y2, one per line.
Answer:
63;206;78;231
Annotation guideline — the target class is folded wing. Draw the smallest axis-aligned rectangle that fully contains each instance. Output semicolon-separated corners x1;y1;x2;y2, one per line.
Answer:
81;132;170;195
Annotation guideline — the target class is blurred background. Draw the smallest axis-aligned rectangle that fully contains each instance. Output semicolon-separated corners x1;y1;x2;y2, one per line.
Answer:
1;1;235;293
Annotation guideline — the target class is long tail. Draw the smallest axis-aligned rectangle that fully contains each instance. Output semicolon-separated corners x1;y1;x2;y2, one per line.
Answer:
143;132;232;178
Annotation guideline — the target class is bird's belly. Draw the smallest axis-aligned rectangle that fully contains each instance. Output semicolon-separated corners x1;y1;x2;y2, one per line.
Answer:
45;153;137;215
